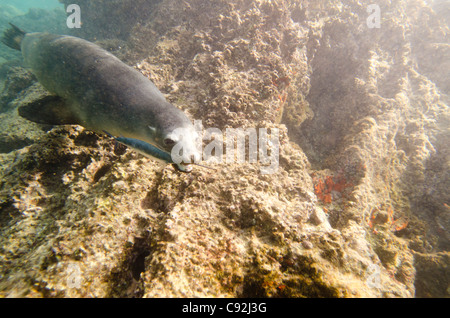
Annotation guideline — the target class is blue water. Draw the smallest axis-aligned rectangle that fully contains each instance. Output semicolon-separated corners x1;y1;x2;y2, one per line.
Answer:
0;0;68;63
0;0;63;12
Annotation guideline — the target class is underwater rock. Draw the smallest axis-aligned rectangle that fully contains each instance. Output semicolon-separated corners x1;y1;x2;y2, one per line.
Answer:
309;207;329;227
414;251;450;297
0;69;45;153
0;0;448;298
0;67;36;112
129;0;312;129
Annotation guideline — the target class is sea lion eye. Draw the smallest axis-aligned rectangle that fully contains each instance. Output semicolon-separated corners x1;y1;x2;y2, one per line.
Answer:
164;138;176;147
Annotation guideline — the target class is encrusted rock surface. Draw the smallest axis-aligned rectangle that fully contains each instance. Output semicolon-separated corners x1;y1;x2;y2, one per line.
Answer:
0;0;448;297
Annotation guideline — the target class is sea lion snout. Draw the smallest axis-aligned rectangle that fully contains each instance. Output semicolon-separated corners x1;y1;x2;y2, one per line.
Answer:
166;127;201;165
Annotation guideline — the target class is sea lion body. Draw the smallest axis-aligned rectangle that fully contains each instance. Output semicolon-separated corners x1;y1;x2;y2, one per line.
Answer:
2;27;200;168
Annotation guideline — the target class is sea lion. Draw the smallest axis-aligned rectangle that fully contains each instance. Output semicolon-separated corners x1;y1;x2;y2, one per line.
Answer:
1;24;201;172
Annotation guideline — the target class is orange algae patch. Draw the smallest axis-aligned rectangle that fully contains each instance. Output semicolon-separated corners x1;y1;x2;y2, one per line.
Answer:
313;173;353;204
367;206;409;233
272;75;291;112
368;208;378;229
390;217;409;232
314;179;326;201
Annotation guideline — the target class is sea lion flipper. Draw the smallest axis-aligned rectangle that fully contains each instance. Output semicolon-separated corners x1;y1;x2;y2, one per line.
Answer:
18;95;79;125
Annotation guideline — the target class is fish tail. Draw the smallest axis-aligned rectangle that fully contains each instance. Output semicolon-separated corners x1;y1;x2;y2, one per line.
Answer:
1;23;27;51
102;130;114;138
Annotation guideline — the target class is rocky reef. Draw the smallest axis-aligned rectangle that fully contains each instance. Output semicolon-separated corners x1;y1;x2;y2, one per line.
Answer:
0;0;448;297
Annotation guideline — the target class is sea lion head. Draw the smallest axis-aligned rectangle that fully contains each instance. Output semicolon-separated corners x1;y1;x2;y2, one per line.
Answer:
163;125;201;171
147;106;201;171
163;125;201;166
